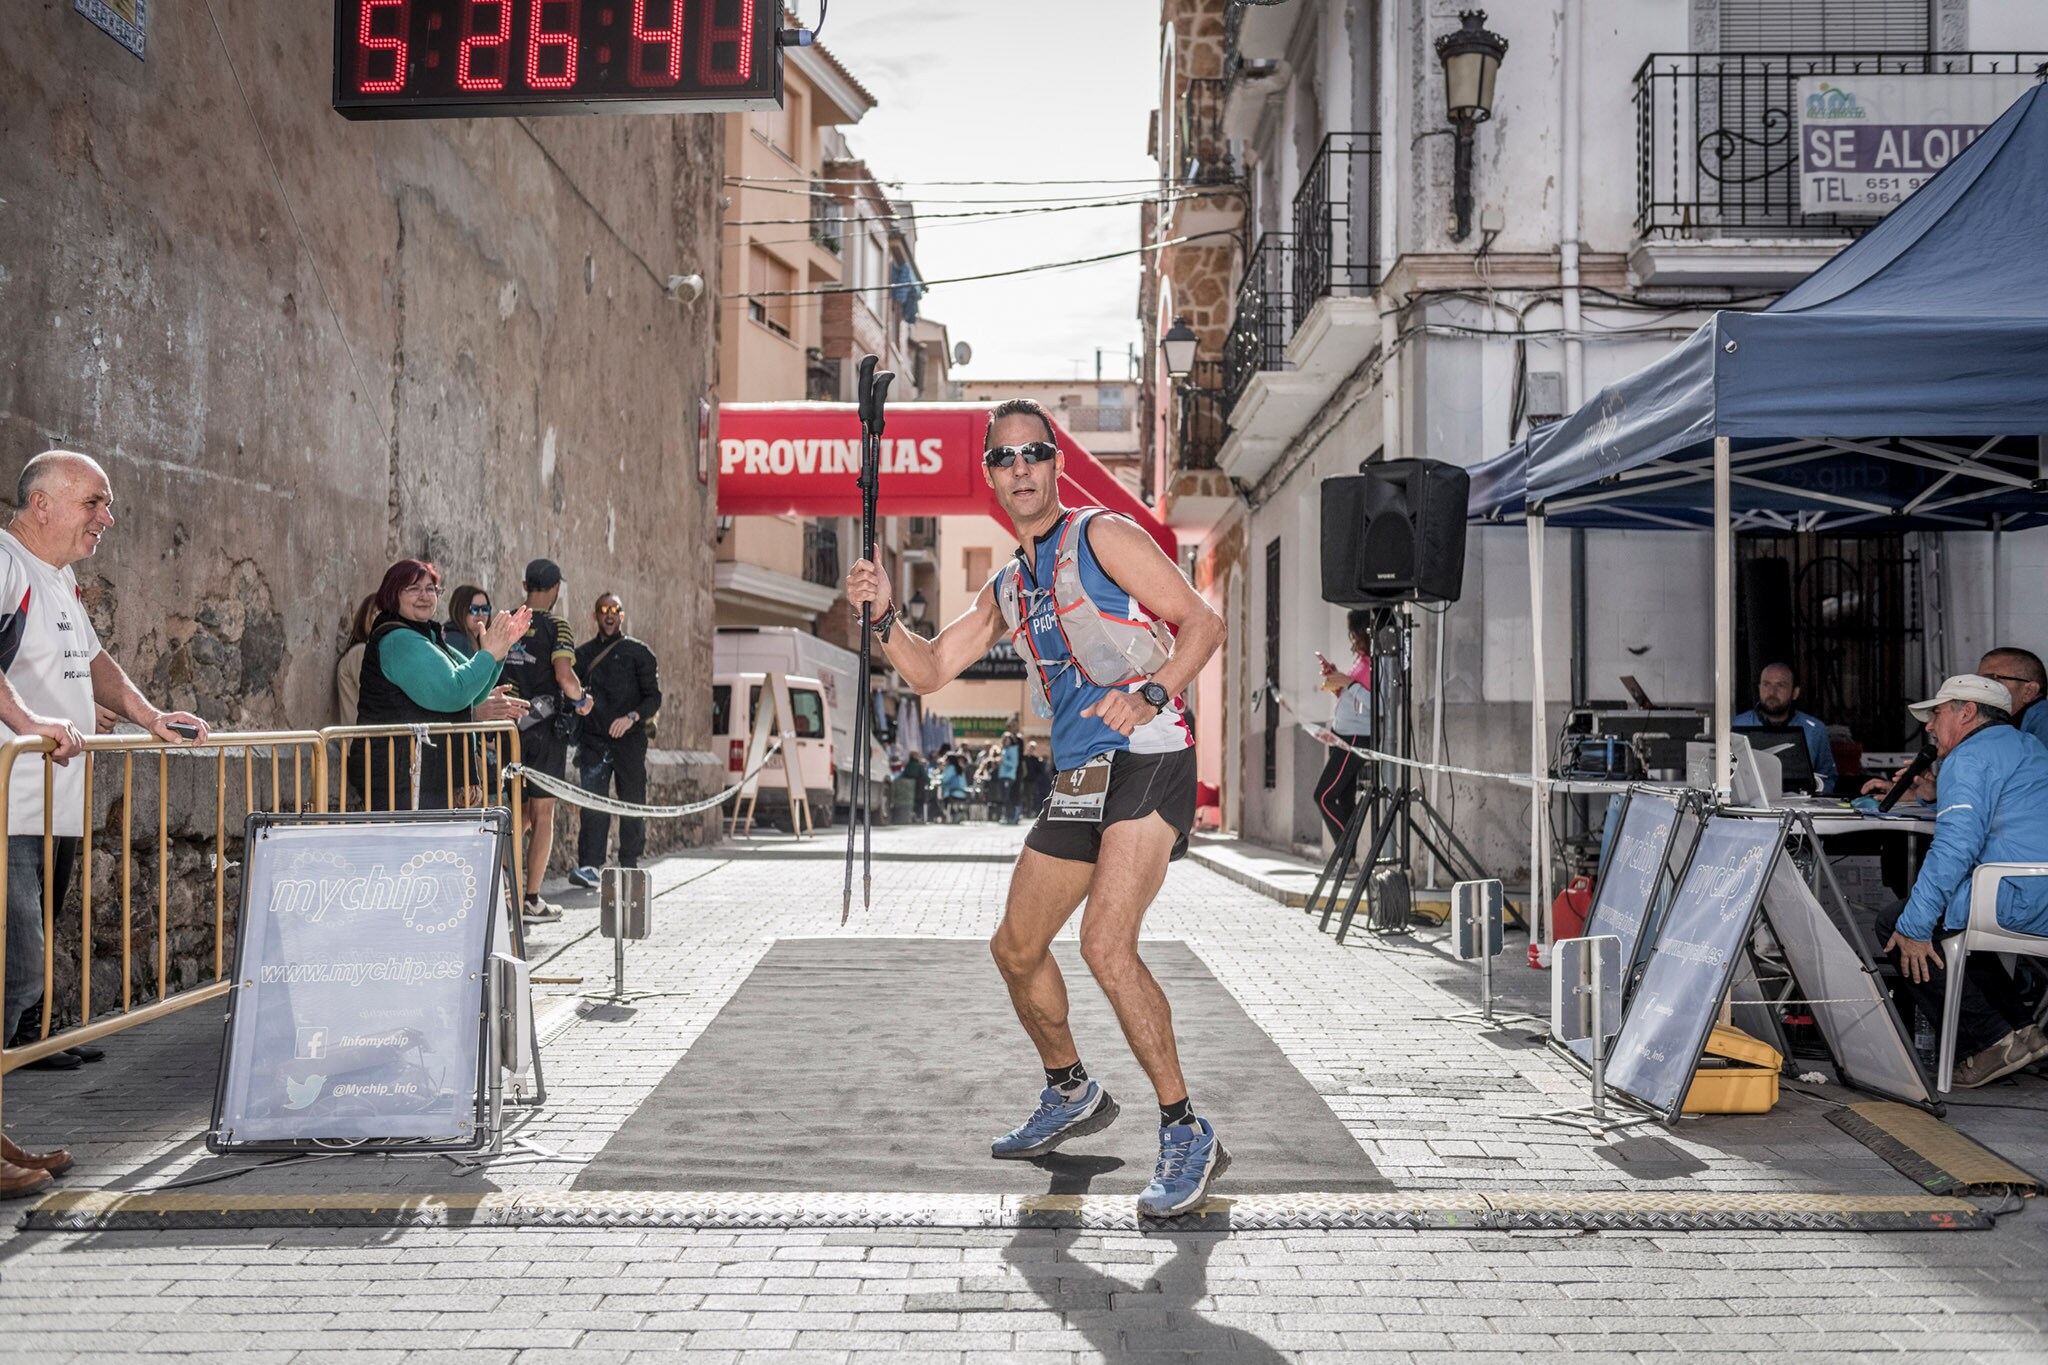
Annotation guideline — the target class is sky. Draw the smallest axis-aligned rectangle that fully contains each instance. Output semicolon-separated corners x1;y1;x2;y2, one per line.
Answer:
811;1;1162;383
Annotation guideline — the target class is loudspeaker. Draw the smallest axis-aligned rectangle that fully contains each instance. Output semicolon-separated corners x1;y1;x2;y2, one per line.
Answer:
1320;460;1470;605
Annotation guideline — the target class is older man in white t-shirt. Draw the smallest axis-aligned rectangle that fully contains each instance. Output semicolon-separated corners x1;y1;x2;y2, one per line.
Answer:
0;450;207;1201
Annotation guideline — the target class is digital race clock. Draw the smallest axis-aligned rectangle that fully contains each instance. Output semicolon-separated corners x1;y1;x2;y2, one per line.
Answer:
333;0;782;120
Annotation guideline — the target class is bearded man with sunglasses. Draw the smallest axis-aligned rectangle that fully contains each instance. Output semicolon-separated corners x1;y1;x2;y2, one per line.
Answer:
844;398;1229;1217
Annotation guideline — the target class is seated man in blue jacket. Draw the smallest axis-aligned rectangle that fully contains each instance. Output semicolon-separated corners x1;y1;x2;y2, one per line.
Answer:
1874;675;2048;1088
1733;661;1838;794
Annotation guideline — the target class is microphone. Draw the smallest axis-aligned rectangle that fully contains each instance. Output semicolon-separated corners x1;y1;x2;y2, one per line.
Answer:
1877;740;1937;813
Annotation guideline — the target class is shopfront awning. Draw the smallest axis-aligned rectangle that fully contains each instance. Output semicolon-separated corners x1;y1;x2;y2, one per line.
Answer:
715;402;1175;557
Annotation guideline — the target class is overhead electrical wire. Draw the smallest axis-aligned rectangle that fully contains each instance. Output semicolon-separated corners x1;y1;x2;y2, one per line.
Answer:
724;173;1171;188
729;181;1226;207
737;228;1240;300
722;189;1226;230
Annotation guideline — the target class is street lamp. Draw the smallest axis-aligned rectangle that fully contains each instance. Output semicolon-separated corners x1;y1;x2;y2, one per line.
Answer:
905;589;928;629
1434;10;1508;241
1160;316;1199;380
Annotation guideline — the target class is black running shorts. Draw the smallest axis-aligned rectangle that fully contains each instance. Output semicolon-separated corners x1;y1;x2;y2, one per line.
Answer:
1024;747;1198;865
517;723;571;783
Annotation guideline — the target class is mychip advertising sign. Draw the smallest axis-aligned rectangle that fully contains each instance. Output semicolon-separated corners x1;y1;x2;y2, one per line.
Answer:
212;812;509;1151
1798;73;2032;216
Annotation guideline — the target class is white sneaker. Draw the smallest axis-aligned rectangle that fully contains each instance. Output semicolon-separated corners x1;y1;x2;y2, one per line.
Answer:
521;896;563;923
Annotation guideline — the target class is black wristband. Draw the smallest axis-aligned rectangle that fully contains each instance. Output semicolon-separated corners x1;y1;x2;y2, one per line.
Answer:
870;608;896;644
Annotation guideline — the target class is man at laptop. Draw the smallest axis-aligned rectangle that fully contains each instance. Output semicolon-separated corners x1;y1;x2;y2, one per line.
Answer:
1732;662;1837;795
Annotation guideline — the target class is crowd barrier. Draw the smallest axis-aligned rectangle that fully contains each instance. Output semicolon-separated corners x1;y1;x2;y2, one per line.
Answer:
317;721;527;897
0;721;530;1141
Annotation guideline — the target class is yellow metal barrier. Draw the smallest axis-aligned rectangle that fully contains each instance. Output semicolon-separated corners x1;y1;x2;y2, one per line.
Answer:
0;729;329;1138
317;720;526;909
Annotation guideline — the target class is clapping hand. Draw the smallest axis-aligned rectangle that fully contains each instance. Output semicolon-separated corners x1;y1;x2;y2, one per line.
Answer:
482;606;533;657
474;685;529;723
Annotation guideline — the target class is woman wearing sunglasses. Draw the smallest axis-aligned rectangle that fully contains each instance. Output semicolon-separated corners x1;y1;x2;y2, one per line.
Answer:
443;584;493;659
843;397;1229;1219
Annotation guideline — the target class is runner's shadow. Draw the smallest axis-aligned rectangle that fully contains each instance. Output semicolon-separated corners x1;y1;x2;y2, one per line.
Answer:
1032;1152;1122;1195
1002;1228;1286;1362
1001;1157;1285;1361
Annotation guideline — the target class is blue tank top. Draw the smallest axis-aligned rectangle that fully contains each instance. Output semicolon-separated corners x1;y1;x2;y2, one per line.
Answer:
1005;509;1193;772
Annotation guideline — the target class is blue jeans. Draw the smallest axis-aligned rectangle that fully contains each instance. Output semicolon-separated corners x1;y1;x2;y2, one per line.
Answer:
4;835;79;1044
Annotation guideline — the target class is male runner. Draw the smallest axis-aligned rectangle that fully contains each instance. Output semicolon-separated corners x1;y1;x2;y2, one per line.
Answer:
844;398;1227;1216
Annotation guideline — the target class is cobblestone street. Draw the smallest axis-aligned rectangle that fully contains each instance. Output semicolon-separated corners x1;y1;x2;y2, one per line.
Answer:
3;825;2047;1362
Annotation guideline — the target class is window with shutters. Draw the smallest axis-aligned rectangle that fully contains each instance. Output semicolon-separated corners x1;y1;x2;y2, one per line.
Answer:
747;247;794;338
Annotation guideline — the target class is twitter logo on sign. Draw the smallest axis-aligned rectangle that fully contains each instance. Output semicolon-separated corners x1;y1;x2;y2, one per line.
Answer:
283;1074;326;1111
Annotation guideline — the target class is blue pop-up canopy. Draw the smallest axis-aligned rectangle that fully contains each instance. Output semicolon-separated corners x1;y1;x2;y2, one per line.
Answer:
1466;82;2048;937
1471;82;2048;532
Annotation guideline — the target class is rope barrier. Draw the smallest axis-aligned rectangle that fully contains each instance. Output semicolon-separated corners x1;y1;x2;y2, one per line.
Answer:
505;739;784;820
1262;682;1634;796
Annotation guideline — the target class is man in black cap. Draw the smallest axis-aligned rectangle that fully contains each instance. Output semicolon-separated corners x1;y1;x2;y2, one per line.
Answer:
502;558;590;921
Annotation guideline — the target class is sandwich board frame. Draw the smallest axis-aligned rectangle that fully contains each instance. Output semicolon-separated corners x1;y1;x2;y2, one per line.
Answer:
1563;787;1699;1065
209;808;512;1155
1604;811;1791;1123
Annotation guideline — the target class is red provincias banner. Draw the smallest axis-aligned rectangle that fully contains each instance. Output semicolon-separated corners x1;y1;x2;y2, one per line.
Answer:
715;402;1176;557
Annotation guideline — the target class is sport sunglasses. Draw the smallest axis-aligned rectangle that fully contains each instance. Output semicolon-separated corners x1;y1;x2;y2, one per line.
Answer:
983;441;1058;469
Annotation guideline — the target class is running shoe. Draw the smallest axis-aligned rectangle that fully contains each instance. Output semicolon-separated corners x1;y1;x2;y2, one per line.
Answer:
990;1081;1120;1159
567;866;600;891
521;896;563;923
1136;1117;1230;1218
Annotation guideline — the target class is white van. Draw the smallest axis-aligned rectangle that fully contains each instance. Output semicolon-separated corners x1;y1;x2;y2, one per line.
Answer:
710;672;835;833
713;626;889;813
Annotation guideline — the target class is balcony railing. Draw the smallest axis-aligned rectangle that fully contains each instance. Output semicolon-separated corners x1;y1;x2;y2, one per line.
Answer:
1064;405;1133;433
1291;132;1379;322
802;521;841;588
1222;232;1294;417
811;180;844;254
1176;358;1226;472
1180;78;1235;185
1633;51;2046;239
903;517;937;552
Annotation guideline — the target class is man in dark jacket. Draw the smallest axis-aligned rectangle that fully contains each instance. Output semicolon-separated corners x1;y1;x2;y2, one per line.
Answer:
568;593;662;886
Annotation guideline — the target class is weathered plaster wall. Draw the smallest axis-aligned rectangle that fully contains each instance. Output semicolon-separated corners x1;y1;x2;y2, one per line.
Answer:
3;3;731;1015
1;1;723;752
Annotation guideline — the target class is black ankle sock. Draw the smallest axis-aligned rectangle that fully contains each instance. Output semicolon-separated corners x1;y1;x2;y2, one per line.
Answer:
1159;1097;1195;1128
1045;1060;1089;1096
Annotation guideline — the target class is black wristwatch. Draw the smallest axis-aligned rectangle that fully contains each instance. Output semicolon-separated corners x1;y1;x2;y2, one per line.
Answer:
1139;681;1170;712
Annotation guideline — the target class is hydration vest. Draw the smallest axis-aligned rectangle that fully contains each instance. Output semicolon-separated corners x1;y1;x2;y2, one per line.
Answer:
996;509;1173;720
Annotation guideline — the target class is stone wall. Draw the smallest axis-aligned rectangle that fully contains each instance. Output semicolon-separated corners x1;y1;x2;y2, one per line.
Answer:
3;2;730;1025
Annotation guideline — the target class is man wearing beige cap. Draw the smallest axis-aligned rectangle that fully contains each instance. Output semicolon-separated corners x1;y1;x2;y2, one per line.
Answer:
1874;674;2048;1087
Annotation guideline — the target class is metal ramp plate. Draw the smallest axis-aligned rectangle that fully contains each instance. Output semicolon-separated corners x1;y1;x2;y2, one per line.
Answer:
19;1187;1991;1233
1828;1100;2042;1197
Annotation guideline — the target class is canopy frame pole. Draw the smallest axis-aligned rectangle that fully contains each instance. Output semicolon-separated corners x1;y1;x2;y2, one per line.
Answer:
1527;511;1551;948
1713;436;1733;799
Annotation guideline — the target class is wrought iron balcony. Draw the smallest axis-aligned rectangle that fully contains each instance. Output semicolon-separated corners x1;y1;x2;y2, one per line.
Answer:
1180;78;1235;185
1175;358;1226;472
1633;51;2046;239
802;521;841;589
1222;232;1294;418
1291;132;1380;321
810;179;844;254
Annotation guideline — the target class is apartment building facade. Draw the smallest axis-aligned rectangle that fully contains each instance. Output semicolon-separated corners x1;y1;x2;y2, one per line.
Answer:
1143;0;2046;874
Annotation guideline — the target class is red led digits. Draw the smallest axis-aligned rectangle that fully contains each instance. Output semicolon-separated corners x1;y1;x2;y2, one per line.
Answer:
696;0;752;85
457;0;511;91
628;0;683;88
355;0;413;93
526;0;583;90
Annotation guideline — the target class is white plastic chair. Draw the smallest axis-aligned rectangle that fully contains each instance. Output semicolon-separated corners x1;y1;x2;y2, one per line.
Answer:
1936;862;2048;1092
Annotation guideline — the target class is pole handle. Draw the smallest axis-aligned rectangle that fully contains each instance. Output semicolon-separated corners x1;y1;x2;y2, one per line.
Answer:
856;354;879;425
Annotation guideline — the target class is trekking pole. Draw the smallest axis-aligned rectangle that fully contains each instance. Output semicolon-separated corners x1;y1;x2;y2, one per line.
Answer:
844;356;879;925
857;366;894;915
